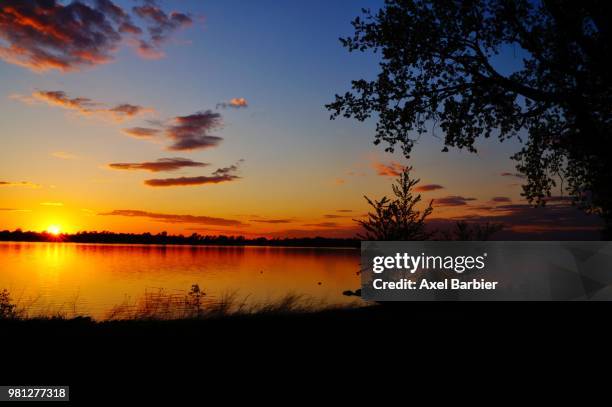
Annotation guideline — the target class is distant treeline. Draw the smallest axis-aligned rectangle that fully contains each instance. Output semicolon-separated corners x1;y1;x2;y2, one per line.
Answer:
0;229;359;248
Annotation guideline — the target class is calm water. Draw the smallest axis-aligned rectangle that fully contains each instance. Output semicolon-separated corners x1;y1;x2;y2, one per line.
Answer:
0;242;361;319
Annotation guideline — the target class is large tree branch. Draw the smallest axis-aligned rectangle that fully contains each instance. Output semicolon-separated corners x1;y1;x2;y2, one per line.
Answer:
468;43;562;103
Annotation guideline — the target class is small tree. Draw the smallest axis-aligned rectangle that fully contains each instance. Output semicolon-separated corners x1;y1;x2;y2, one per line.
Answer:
358;166;433;240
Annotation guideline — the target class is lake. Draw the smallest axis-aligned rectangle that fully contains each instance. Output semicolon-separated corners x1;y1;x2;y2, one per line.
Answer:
0;242;362;320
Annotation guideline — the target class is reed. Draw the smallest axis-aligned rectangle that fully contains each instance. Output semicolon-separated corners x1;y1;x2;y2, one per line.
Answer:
1;286;357;322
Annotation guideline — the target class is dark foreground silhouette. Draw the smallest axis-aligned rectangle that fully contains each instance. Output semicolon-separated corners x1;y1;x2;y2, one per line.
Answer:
0;229;359;247
2;301;607;402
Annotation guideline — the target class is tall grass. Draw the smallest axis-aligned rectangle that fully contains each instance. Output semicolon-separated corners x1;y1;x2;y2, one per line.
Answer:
0;288;85;320
104;285;341;321
1;285;357;322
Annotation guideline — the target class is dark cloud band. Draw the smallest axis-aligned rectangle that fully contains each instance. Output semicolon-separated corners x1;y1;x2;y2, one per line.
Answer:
415;184;444;192
99;209;246;227
435;196;477;206
108;158;208;172
144;174;239;187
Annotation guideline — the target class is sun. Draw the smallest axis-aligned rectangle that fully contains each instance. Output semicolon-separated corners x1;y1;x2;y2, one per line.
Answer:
47;225;61;236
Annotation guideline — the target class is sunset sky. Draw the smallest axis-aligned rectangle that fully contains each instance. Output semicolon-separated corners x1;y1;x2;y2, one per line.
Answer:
0;0;602;239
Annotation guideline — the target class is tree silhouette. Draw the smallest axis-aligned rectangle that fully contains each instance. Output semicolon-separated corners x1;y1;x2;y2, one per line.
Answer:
327;1;612;237
357;166;433;240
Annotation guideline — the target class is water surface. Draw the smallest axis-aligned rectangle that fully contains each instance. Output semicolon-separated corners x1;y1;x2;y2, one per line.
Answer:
0;242;361;319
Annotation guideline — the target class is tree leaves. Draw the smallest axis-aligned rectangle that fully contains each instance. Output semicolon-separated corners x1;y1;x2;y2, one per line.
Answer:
328;0;612;236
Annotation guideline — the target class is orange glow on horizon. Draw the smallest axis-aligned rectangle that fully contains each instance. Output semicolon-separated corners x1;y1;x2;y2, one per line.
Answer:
47;225;61;235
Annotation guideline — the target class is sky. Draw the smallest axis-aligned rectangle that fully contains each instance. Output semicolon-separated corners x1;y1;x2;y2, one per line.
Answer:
0;0;602;239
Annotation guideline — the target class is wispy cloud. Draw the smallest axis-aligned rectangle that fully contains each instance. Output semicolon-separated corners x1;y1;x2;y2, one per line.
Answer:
0;181;41;188
434;196;477;206
132;1;193;59
51;151;78;160
251;219;293;224
40;202;63;206
415;184;444;192
212;159;244;176
303;222;339;228
491;196;512;203
0;0;192;72
121;127;162;139
373;161;405;177
144;174;239;187
108;158;208;172
323;214;348;219
14;90;151;122
216;98;249;109
143;160;243;187
99;209;246;227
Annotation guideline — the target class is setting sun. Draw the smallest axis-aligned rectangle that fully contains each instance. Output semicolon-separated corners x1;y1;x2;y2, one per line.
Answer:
47;225;61;235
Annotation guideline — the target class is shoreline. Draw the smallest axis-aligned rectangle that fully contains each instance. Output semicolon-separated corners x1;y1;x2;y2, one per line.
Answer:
0;240;360;250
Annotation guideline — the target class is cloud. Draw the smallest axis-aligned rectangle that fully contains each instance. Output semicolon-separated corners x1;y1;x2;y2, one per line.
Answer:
0;208;31;212
108;158;208;172
216;98;249;109
373;161;405;177
143;160;243;186
32;91;97;110
415;184;444;192
99;209;246;227
500;172;526;179
132;1;193;59
51;151;78;160
97;0;142;35
165;110;223;151
491;196;512;203
41;202;63;206
212;159;244;176
430;201;603;240
324;214;348;219
186;227;263;236
265;226;362;239
334;178;346;185
121;127;161;139
18;90;150;122
251;219;293;224
121;110;227;151
337;209;353;213
144;174;239;187
0;181;41;188
0;0;192;72
303;222;339;228
434;196;477;206
108;103;146;118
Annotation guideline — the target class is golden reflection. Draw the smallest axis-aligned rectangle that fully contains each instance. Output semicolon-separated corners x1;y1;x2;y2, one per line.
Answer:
0;242;361;319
